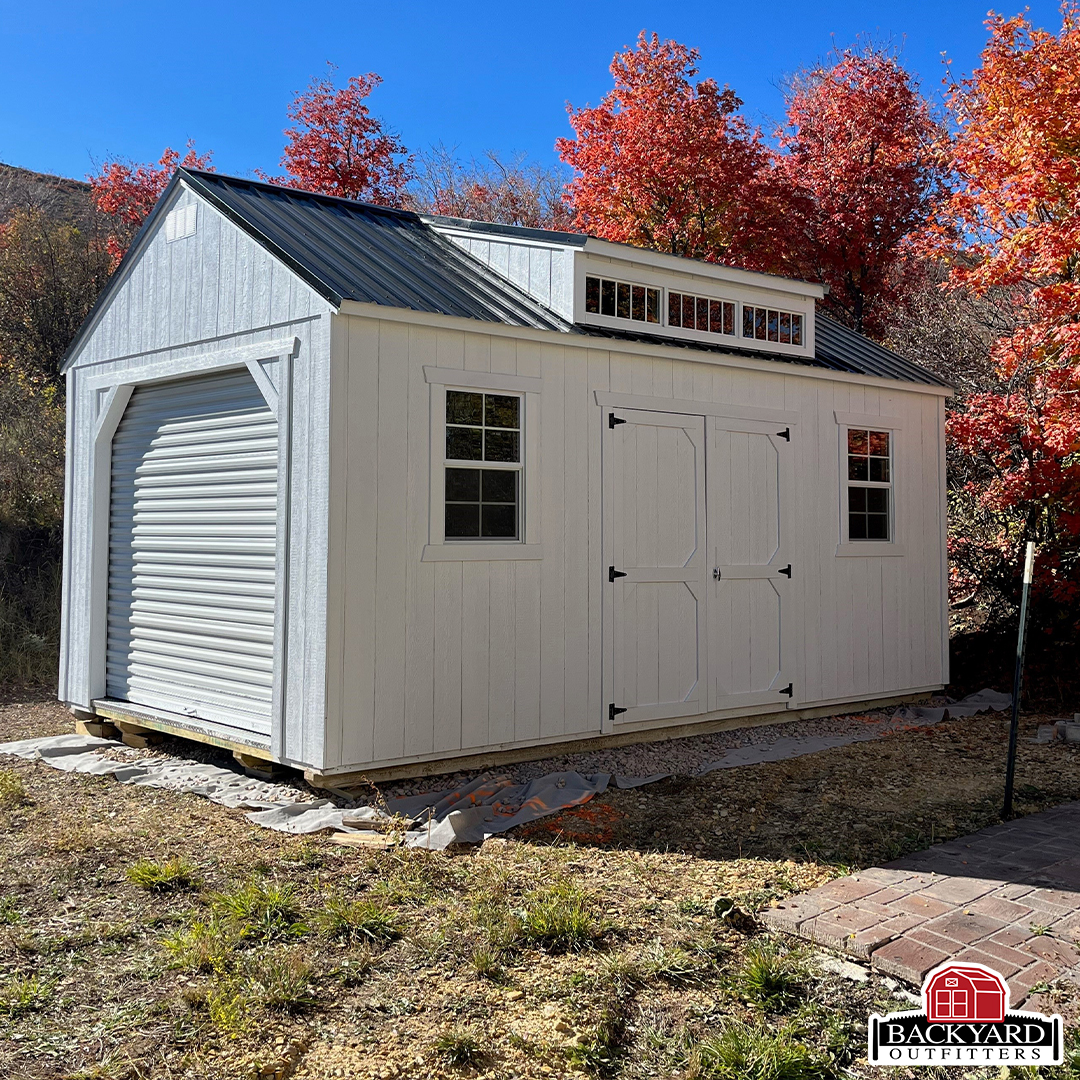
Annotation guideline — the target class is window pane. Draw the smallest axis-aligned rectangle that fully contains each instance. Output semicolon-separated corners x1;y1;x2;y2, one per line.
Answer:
601;279;616;317
768;310;779;342
632;284;646;321
585;276;600;314
446;467;480;501
848;457;869;480
848;487;867;512
446;390;483;425
485;394;519;429
743;305;755;338
869;457;890;482
755;308;767;340
617;281;631;319
848;429;869;455
866;515;889;540
869;430;890;456
866;488;889;514
697;297;709;330
482;469;517;503
849;514;868;540
447;427;482;460
481;503;517;538
779;312;791;344
668;292;682;327
445;503;480;538
791;313;803;346
484;429;520;462
646;289;660;323
723;302;735;336
709;300;722;333
683;294;695;328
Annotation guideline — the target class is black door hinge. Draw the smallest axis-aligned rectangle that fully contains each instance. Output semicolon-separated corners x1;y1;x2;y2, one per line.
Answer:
609;414;627;428
609;703;628;721
778;564;792;578
776;427;791;441
609;566;628;582
779;683;794;697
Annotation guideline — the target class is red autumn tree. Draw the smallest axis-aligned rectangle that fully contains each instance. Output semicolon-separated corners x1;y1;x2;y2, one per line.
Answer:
556;33;777;264
262;66;411;205
773;46;944;336
932;7;1080;647
90;143;214;262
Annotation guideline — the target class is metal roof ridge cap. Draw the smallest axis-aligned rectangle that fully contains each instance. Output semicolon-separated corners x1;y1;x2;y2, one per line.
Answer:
421;214;588;247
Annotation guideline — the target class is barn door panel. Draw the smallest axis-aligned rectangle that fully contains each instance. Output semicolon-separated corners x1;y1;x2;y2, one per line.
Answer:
707;418;796;710
605;408;706;726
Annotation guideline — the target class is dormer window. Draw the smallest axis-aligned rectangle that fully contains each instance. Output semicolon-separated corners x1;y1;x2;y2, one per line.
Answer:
743;305;803;346
585;275;661;324
668;291;736;336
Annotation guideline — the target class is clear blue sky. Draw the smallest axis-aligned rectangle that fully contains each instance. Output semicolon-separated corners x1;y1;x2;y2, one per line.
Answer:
0;0;1066;183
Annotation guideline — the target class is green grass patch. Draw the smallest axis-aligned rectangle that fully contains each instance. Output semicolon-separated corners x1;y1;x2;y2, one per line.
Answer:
125;856;200;893
736;940;810;1013
209;878;307;942
518;882;606;953
0;972;54;1016
162;918;237;973
0;769;30;809
313;895;400;946
690;1021;836;1080
433;1026;485;1067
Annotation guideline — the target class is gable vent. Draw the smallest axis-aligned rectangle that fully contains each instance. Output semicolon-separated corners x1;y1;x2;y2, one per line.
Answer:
165;203;198;243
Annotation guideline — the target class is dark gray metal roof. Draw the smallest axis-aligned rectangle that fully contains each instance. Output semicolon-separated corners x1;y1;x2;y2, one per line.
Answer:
181;170;571;331
814;314;948;387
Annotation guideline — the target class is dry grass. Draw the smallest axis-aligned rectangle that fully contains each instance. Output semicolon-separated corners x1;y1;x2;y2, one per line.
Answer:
1;696;1079;1080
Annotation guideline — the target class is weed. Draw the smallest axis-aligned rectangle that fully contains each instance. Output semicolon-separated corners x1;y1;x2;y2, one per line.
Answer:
314;895;399;946
0;770;30;809
0;894;24;924
332;944;375;986
433;1027;485;1067
690;1021;836;1080
566;988;632;1077
736;940;809;1012
471;946;504;981
0;972;54;1015
162;918;236;973
125;856;200;893
203;978;251;1034
209;878;307;942
641;938;715;987
1030;923;1052;936
242;951;316;1012
677;896;710;916
518;882;605;953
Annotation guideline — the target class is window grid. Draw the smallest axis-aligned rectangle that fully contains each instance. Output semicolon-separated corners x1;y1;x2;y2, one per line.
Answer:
444;390;523;541
846;428;892;541
742;305;804;346
585;275;661;324
667;290;736;337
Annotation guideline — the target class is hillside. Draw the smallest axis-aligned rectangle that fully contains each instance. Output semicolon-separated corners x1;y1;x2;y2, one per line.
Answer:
0;161;93;225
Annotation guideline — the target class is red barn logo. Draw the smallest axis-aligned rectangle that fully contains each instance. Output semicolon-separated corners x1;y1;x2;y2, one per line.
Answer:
924;964;1007;1023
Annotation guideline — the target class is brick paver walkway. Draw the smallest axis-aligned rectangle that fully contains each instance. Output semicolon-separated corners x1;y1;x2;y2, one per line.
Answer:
762;801;1080;1009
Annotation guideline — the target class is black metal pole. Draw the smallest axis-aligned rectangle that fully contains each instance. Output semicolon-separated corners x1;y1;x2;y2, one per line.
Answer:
1003;540;1036;820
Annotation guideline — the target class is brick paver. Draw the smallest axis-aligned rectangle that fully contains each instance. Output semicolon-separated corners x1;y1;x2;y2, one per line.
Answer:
762;801;1080;1006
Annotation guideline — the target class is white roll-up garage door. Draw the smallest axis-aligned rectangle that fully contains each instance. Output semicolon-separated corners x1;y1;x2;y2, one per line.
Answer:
106;369;279;742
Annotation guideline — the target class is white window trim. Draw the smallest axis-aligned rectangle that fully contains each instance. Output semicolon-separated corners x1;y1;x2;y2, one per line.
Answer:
834;411;907;557
423;368;542;562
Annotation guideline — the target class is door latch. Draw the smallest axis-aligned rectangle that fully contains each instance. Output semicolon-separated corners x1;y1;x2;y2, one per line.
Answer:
778;564;792;578
712;567;722;580
609;566;628;582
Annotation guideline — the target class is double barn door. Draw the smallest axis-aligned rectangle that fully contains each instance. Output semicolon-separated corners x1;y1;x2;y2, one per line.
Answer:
604;406;795;727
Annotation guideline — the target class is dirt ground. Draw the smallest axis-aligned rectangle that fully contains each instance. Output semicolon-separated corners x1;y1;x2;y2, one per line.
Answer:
1;693;1078;1080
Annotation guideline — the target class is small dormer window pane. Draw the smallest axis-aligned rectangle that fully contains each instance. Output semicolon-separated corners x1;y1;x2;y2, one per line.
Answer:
696;297;709;330
646;289;660;323
617;282;631;319
669;292;682;326
632;285;645;321
755;309;767;340
743;306;755;338
768;310;779;342
791;314;803;346
682;294;695;328
723;302;734;335
601;280;616;317
585;276;600;314
779;312;791;343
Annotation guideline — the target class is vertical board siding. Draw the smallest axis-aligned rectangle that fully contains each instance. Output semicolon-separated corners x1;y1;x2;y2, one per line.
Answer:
62;184;334;769
328;314;948;771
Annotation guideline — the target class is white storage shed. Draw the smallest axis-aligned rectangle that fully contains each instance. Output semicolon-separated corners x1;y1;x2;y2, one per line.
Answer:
59;170;951;784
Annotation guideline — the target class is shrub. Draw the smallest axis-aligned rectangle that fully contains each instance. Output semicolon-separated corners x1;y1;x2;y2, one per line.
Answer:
0;770;30;809
125;856;200;893
691;1021;835;1080
314;895;399;946
242;951;316;1012
518;882;605;953
162;918;236;973
209;879;307;942
736;940;809;1012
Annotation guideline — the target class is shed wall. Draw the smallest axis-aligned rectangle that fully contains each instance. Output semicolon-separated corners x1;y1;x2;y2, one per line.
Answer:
61;184;335;767
323;313;947;773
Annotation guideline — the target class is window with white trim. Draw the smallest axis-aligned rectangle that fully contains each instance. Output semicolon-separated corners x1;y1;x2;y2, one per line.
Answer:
845;428;892;540
742;305;803;346
444;390;522;540
584;275;661;324
667;290;736;336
